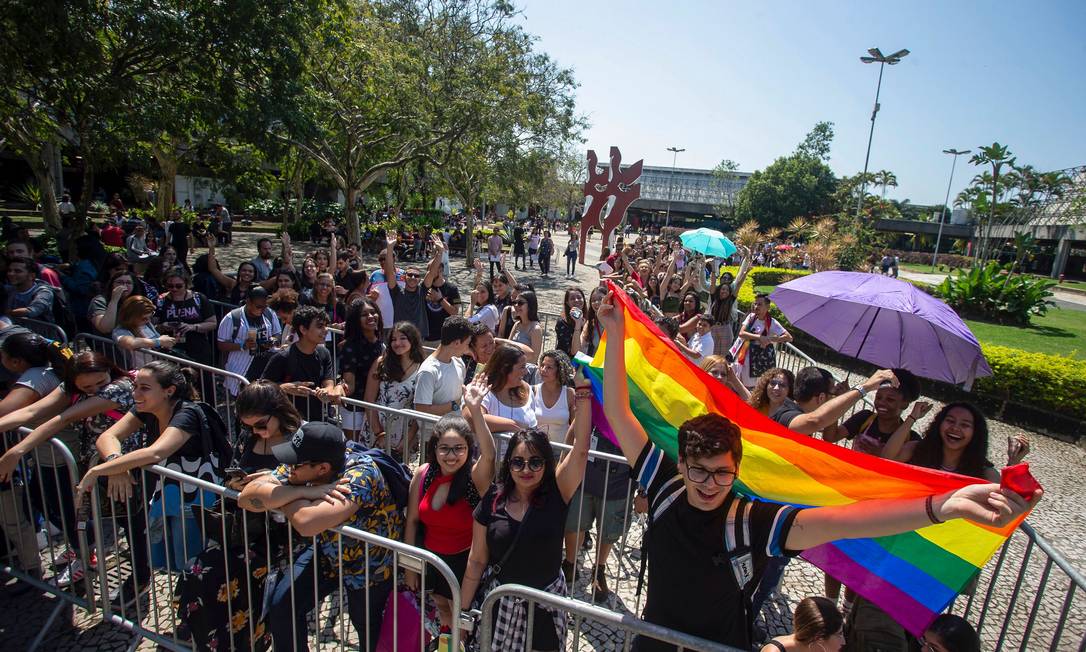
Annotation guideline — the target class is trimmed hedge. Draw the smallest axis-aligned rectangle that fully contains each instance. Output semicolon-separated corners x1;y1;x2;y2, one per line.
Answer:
725;266;1085;430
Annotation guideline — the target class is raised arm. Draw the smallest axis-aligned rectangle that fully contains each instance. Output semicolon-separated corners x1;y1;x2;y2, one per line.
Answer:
733;247;753;290
880;401;932;462
786;370;898;435
462;375;497;494
556;383;592;502
598;291;650;466
383;232;397;283
207;242;237;290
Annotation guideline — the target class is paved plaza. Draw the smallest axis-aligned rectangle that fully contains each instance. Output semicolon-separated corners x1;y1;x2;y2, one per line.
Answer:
1;230;1083;650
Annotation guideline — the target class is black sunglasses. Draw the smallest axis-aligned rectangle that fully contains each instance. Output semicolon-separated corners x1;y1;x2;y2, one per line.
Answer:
513;300;528;306
509;456;545;472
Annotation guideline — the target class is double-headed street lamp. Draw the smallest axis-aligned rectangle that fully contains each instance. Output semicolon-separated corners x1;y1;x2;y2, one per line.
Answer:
855;47;910;219
932;148;971;270
665;146;685;228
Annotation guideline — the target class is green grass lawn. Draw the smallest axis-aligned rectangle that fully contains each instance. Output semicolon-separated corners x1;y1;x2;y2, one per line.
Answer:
965;308;1086;360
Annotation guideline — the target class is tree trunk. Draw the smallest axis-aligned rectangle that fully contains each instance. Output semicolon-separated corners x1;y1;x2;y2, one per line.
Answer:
465;203;475;267
26;141;61;234
71;148;95;260
153;143;178;222
346;186;360;246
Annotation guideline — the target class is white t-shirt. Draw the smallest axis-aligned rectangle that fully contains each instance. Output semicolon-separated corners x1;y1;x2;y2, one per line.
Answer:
216;308;282;395
481;384;538;431
730;314;786;387
688;331;714;361
468;304;499;333
413;354;465;411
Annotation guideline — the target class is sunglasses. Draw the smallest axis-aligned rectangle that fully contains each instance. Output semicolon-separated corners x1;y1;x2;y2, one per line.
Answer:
509;456;545;472
404;272;420;278
242;416;272;433
513;300;528;306
768;380;788;389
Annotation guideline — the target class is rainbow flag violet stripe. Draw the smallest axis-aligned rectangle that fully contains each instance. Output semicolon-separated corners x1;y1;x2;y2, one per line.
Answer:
575;282;1033;636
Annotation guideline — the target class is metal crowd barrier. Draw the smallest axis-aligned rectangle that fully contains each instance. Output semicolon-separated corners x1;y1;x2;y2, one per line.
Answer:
952;521;1085;651
0;430;96;651
776;342;875;421
478;584;743;652
13;316;70;345
72;332;251;441
86;461;463;652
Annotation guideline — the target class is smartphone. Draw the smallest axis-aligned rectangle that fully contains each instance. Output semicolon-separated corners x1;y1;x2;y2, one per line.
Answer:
224;467;247;482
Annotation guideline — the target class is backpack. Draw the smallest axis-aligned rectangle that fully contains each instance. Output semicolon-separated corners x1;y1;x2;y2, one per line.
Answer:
351;442;412;511
193;401;235;483
49;285;78;339
226;307;276;381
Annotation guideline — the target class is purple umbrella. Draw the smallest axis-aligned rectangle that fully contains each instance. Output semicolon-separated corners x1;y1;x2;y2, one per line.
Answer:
769;271;991;386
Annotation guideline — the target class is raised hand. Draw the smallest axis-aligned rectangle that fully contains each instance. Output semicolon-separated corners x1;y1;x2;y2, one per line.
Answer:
461;374;489;411
909;401;934;421
1007;434;1030;466
386;231;398;248
597;290;624;333
941;483;1041;527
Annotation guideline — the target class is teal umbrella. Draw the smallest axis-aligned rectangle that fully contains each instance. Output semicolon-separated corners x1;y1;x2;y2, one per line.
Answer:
680;227;737;258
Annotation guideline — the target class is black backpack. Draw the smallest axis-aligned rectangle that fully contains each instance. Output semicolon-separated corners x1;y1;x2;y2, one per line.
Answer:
348;441;411;511
194;401;235;483
49;284;79;339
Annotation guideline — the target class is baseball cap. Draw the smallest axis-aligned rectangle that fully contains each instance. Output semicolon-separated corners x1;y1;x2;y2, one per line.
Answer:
272;422;346;467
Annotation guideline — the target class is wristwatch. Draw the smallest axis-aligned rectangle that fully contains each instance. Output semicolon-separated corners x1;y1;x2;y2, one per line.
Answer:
851;385;868;399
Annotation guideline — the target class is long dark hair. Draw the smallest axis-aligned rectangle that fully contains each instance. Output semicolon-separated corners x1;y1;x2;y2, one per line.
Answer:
494;428;557;509
237;380;303;436
62;351;128;394
711;280;737;324
425;414;476;506
911;402;992;478
584;286;607;343
484;344;526;399
377;321;424;382
2;332;71;370
681;290;702;318
792;596;843;644
562;288;586;324
925;614;980;652
344;298;382;343
140;359;199;402
515;290;540;323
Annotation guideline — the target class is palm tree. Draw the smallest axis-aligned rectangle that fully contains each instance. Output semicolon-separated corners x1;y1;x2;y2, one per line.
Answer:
874;170;898;198
970;143;1016;265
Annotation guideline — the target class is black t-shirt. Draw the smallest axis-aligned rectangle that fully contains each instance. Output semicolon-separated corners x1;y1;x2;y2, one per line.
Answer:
335;268;367;294
169;221;191;248
841;409;921;455
555;319;576;357
632;442;800;651
424;282;460;339
134;400;211;502
340;335;385;402
261;344;334;419
473;480;569;588
770;398;805;431
157;292;214;364
390;283;428;339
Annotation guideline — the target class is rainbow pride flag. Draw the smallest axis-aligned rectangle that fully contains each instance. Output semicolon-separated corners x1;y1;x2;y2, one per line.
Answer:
576;283;1031;636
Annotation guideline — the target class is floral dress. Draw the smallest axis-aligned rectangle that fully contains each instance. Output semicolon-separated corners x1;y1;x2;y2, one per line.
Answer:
361;366;422;449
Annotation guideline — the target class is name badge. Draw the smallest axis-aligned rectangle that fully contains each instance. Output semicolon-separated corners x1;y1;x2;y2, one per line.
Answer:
730;552;754;589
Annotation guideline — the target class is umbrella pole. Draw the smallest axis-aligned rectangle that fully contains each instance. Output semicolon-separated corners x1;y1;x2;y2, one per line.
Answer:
844;307;880;385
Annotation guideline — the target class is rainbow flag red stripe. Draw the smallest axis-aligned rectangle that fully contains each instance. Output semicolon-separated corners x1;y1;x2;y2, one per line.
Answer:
576;284;1029;635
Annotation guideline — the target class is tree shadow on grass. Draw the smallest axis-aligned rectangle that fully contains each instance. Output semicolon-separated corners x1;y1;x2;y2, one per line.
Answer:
1024;324;1075;339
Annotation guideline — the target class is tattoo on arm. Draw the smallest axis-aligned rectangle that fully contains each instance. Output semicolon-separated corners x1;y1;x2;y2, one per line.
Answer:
249;497;263;509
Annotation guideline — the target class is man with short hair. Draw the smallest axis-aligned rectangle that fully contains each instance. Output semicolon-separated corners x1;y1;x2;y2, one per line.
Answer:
6;240;61;288
771;366;898;436
382;232;441;340
487;230;503;278
334;252;368;295
216;287;282;395
462;321;540;384
414;316;472;421
261;305;336;420
251;237;275;281
239;422;401;652
5;256;54;319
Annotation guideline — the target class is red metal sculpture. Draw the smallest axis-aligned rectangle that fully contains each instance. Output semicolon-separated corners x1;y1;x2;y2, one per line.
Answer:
578;147;643;263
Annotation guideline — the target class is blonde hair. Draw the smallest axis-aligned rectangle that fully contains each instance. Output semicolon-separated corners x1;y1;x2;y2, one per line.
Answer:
118;295;156;332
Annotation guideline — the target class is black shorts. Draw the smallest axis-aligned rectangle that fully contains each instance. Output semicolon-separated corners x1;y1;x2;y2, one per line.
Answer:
426;548;470;600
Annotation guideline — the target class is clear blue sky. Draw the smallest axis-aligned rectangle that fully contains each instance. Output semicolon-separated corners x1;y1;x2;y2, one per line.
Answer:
519;0;1086;206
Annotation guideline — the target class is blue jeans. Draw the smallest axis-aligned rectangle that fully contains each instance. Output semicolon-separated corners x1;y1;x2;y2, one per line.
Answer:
751;556;789;617
267;546;392;652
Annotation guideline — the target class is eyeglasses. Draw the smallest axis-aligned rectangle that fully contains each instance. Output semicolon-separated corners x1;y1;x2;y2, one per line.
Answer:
437;445;468;457
685;465;737;486
509;456;545;472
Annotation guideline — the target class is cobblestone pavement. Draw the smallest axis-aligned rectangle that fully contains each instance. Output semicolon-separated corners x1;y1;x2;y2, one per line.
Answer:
1;230;1083;650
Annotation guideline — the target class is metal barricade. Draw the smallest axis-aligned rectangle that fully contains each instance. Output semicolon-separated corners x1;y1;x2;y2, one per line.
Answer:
0;429;96;651
952;521;1085;651
72;332;251;441
13;316;70;344
539;310;561;353
777;342;875;420
86;461;462;651
478;584;743;652
338;397;439;467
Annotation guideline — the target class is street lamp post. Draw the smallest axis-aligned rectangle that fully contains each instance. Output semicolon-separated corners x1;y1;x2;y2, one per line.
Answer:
932;148;971;270
855;47;910;219
665;146;685;228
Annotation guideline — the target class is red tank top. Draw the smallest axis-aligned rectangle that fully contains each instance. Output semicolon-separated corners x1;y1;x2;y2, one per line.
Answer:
419;469;474;554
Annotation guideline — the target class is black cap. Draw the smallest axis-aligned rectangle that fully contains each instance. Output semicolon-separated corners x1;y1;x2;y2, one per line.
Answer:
271;422;346;467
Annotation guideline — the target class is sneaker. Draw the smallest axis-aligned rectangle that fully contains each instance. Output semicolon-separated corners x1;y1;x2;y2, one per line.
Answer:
51;547;79;569
561;560;575;585
591;565;611;603
53;559;84;588
581;532;593;552
109;577;150;612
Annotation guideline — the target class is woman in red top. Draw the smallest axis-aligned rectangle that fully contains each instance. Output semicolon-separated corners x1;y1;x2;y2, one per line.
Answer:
404;375;497;630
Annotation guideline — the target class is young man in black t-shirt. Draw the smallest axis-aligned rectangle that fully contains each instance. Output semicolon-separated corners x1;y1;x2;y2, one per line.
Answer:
262;305;335;420
593;290;1039;651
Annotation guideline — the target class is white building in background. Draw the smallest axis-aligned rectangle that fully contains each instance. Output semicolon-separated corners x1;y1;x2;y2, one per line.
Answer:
174;175;226;209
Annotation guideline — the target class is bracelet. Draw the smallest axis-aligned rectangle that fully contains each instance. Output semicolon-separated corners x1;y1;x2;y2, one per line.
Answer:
152;336;162;349
925;495;944;525
851;385;868;399
105;453;120;462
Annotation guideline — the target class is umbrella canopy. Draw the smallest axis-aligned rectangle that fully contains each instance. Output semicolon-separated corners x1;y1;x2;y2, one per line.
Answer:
769;271;992;386
680;227;737;258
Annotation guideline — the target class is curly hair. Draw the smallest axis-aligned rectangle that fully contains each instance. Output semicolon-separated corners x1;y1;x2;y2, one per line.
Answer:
748;368;795;413
540;349;574;387
677;413;743;464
